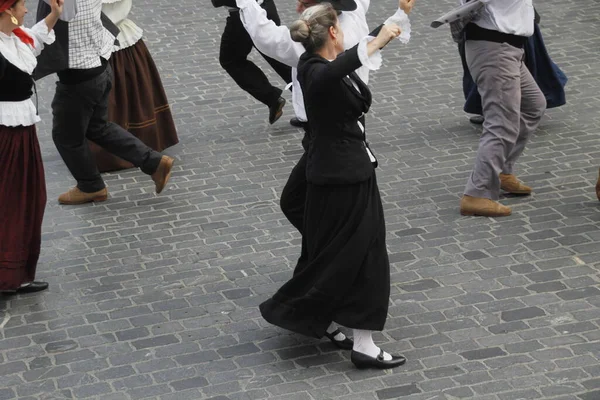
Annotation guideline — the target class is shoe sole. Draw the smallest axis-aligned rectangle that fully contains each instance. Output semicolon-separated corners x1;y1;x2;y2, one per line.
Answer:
155;158;174;194
460;210;512;217
269;100;286;125
58;194;108;205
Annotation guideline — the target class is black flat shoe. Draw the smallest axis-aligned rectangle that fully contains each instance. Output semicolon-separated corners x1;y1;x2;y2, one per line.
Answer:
269;97;286;124
324;329;353;350
351;349;407;369
469;115;484;125
16;282;49;294
289;117;306;128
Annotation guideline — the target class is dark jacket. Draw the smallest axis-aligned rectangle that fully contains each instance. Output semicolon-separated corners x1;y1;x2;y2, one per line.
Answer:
297;45;373;185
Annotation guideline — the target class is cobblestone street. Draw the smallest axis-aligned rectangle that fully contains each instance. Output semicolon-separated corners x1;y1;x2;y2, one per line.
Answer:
1;0;599;399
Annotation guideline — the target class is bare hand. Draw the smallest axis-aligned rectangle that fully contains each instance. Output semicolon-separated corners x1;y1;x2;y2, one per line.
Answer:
399;0;415;14
375;23;401;48
50;0;64;16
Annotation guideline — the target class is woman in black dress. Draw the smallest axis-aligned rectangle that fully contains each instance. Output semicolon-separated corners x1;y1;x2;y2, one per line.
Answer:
259;3;407;369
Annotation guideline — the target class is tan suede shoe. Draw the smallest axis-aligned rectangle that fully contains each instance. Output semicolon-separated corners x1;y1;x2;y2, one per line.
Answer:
500;173;532;195
151;156;174;194
595;168;600;201
58;187;108;205
460;195;512;217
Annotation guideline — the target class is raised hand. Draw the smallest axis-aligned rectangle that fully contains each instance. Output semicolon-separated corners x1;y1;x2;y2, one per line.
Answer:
374;23;401;48
50;0;64;16
399;0;415;14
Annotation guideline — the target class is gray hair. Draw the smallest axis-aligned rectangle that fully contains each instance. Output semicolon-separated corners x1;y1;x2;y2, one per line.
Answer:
289;3;338;53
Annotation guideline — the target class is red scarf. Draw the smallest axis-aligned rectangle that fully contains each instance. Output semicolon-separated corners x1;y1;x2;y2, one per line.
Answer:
0;0;35;47
12;27;34;47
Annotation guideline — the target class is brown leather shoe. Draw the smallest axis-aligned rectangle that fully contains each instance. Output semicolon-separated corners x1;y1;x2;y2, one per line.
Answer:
460;195;512;217
500;174;532;195
596;168;600;201
58;187;108;205
151;156;174;194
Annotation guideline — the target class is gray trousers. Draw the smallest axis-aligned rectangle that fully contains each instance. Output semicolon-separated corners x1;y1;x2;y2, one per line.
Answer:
464;40;547;200
51;66;163;193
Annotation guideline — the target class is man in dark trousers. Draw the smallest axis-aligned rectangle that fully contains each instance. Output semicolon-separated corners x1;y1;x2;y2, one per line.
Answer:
213;0;293;125
36;0;174;205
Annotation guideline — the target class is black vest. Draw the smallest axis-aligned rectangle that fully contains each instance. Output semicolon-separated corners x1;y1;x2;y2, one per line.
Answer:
0;55;34;102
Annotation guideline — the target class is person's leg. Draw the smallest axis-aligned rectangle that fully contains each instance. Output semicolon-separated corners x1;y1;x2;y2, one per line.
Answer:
463;41;523;201
219;10;283;107
499;61;546;194
503;62;546;175
460;41;524;216
86;68;163;176
51;77;106;194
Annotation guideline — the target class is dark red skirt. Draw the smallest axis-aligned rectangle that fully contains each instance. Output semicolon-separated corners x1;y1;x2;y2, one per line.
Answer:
0;124;47;290
90;39;179;172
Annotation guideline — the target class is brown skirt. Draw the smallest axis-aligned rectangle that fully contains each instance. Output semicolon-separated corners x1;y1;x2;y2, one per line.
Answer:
90;39;179;172
0;125;47;290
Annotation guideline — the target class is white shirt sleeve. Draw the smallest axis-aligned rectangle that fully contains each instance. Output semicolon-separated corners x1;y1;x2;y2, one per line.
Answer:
384;8;411;44
236;0;304;68
24;20;56;57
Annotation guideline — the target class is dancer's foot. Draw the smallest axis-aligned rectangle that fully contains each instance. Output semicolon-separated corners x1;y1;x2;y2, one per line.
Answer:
58;187;108;205
269;97;286;124
351;349;407;369
500;173;532;195
324;329;353;350
151;156;174;194
460;195;511;217
469;115;484;124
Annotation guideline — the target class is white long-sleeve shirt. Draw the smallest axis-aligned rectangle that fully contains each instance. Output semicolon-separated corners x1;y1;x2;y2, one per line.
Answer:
465;0;535;37
237;0;410;122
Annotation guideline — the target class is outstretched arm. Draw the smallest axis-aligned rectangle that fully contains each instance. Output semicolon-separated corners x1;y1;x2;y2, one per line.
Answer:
237;0;304;68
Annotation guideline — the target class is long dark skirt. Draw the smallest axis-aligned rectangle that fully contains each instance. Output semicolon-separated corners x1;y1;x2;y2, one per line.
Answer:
90;39;179;172
0;125;47;290
260;173;390;339
461;23;568;115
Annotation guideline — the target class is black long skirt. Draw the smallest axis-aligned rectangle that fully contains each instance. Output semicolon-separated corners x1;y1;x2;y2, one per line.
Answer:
260;173;390;339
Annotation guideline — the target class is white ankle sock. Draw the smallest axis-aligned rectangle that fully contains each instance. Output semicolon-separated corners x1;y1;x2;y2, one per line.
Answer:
353;329;392;361
326;322;346;341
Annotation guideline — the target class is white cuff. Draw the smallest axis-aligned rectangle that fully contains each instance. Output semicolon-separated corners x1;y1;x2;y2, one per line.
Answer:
357;37;382;71
384;8;411;44
29;19;56;47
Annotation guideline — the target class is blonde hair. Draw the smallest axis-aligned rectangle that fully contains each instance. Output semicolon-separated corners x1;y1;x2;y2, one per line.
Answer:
290;3;338;53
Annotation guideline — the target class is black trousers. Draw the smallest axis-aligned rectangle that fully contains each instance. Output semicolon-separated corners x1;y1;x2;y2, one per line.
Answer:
51;66;163;193
219;0;292;107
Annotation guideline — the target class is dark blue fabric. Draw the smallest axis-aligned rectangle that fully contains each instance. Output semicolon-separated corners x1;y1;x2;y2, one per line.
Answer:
461;24;567;115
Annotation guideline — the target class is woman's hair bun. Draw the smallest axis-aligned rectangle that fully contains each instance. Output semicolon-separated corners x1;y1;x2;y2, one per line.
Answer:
290;19;310;43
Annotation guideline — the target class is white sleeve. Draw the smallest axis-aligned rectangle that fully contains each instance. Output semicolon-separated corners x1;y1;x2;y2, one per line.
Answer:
236;0;304;68
384;9;411;44
24;20;56;57
357;36;382;71
356;0;370;13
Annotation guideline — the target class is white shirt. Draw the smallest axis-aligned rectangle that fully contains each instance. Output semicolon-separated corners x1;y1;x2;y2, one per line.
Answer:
67;0;116;69
237;0;410;122
0;21;55;127
102;0;143;50
467;0;535;37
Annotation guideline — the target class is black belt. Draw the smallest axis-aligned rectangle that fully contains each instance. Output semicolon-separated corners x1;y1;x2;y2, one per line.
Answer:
465;23;528;49
57;58;109;85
